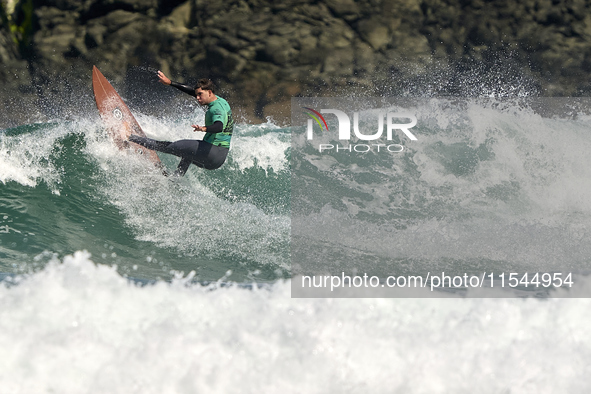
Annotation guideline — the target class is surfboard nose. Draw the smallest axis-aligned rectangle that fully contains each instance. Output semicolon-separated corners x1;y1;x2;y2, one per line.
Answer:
92;66;163;167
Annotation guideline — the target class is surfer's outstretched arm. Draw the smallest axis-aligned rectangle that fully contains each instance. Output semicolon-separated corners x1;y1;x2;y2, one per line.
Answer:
157;70;196;97
170;81;197;97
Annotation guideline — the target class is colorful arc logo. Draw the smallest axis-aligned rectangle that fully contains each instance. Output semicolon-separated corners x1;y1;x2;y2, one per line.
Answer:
303;107;329;132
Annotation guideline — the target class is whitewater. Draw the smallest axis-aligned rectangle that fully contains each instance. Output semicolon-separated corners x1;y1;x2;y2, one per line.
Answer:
2;251;591;393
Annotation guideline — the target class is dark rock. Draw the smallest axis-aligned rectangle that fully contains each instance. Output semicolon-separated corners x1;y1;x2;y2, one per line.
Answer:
2;0;591;127
325;0;360;21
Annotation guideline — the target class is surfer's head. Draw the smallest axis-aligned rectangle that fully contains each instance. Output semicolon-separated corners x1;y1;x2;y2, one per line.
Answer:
194;78;217;105
194;78;215;93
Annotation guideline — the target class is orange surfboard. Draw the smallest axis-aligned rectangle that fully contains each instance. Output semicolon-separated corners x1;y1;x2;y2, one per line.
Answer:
92;65;162;166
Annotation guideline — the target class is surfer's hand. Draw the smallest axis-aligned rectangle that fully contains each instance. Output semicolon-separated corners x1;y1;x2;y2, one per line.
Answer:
192;124;206;132
158;71;171;85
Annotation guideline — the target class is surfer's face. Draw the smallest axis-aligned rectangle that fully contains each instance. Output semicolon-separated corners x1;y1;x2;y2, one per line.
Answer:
195;88;215;105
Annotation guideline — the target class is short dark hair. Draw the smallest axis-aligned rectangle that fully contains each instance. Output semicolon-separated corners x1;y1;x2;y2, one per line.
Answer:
194;78;215;93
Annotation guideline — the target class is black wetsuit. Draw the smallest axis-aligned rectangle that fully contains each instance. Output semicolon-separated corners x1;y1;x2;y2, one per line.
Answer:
129;81;231;177
129;134;228;175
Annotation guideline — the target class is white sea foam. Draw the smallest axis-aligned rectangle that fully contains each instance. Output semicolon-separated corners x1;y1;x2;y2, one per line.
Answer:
1;251;590;393
231;129;289;173
0;123;67;189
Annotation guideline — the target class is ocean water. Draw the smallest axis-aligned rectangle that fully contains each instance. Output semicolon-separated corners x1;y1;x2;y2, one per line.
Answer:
2;98;591;392
0;113;291;283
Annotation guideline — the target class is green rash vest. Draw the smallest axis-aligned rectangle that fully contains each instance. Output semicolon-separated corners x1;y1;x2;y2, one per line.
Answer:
203;97;234;148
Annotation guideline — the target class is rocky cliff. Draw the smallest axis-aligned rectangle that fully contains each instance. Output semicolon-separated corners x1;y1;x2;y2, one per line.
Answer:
2;0;591;127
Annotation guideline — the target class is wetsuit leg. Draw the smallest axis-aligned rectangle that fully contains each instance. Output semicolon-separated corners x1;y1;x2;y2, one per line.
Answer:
129;135;181;155
190;141;229;170
173;158;192;177
129;135;228;175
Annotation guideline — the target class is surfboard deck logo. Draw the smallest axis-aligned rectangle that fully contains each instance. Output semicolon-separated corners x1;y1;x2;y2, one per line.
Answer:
112;108;123;120
92;65;162;166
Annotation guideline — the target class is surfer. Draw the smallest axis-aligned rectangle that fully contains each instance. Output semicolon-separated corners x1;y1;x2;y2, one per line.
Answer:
128;71;234;176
